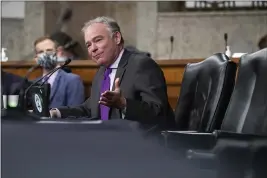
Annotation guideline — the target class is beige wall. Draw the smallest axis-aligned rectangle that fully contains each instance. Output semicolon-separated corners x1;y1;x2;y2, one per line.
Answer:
2;1;267;61
156;11;267;59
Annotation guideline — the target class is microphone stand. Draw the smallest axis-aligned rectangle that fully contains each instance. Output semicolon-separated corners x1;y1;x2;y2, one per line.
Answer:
23;59;72;111
224;33;228;51
169;36;174;59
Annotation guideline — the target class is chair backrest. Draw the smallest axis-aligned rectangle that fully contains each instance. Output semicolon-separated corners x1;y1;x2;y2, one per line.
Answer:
221;48;267;135
174;53;237;132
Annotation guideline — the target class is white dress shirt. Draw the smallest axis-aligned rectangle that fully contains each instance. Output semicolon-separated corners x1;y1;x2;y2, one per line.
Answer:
42;65;61;88
108;49;126;118
108;49;124;90
43;70;59;88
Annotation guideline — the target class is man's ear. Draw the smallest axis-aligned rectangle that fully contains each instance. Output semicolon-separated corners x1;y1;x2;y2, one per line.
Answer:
114;32;122;45
33;52;39;62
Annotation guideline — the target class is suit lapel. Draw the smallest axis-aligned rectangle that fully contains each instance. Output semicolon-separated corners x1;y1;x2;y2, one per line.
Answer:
91;67;105;118
49;70;62;101
112;49;130;90
92;49;131;118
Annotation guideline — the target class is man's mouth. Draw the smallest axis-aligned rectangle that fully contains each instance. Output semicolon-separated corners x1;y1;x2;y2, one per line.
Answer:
93;53;102;59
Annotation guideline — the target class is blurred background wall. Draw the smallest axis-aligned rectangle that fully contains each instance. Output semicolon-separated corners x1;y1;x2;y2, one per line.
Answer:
1;1;267;60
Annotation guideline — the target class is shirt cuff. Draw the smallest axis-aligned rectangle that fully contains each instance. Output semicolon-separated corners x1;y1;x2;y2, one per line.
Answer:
121;106;127;119
50;108;61;118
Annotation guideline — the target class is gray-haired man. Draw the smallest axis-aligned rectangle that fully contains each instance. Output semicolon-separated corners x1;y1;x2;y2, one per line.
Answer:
50;16;175;129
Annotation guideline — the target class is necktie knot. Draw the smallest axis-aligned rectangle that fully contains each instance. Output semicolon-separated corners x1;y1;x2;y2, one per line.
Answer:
104;68;112;79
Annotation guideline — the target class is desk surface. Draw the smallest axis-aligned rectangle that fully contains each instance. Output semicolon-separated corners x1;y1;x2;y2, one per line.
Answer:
2;119;214;178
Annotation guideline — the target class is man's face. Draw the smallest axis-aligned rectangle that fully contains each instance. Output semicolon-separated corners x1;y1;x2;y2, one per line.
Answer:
84;23;121;66
34;39;56;62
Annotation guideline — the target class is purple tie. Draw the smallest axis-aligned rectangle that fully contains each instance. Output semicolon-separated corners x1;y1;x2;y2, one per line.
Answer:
100;68;112;120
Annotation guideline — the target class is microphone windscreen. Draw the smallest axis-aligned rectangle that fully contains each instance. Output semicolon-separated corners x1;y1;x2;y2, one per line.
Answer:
61;8;72;22
170;36;174;43
224;33;228;41
64;58;72;65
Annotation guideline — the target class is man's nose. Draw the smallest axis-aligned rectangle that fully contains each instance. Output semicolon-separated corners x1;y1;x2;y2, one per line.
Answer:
90;44;98;53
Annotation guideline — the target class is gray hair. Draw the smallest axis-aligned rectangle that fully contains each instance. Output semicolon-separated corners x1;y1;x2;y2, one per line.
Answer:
82;16;124;44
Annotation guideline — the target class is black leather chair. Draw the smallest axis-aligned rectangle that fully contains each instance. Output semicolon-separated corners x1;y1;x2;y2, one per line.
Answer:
174;53;237;131
161;53;237;151
184;49;267;174
188;138;267;178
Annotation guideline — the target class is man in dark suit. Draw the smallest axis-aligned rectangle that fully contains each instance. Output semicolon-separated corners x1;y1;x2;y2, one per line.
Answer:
50;16;175;129
33;36;85;108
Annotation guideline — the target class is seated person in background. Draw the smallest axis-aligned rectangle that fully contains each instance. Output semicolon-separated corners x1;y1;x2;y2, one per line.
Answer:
1;70;28;95
50;31;79;73
50;31;86;60
50;16;175;129
258;34;267;50
34;36;85;108
1;70;33;109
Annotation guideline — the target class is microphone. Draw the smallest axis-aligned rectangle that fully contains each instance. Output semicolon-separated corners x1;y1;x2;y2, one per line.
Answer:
224;33;232;58
55;8;73;32
23;58;72;110
23;64;41;82
224;33;228;48
169;36;174;59
64;40;78;50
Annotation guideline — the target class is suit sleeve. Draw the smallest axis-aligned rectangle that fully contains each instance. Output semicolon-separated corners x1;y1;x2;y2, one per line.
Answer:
57;97;91;118
125;58;171;125
66;76;85;106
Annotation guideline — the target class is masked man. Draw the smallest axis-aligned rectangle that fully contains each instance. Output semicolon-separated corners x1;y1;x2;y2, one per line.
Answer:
34;36;85;108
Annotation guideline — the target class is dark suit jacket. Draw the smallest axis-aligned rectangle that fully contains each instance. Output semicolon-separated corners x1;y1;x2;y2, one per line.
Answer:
58;49;175;129
1;70;26;95
36;69;85;108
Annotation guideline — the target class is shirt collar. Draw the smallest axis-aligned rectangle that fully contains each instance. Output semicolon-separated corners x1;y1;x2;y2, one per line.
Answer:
42;69;59;78
109;49;124;69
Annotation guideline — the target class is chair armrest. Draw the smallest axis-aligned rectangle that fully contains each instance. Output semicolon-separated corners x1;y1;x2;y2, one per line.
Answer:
186;132;267;161
164;130;198;134
161;130;217;151
214;130;267;141
186;149;216;169
187;149;215;160
186;137;262;173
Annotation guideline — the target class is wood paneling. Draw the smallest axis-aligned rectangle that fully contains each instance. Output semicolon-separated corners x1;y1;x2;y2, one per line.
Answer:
1;58;238;109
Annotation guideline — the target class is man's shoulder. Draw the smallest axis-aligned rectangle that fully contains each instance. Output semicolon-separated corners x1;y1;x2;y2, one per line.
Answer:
60;70;81;81
127;50;157;66
4;72;24;83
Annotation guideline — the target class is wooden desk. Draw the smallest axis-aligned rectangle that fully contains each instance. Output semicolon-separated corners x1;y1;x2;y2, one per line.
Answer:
1;58;238;109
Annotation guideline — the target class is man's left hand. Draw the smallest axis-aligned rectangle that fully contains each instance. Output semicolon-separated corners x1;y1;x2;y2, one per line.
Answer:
99;78;126;109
